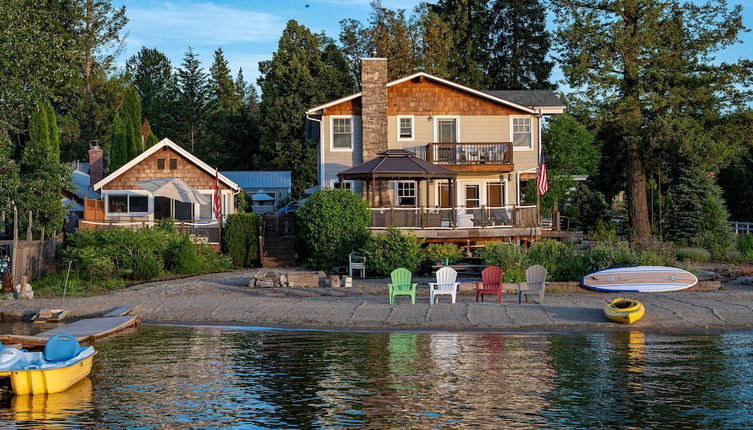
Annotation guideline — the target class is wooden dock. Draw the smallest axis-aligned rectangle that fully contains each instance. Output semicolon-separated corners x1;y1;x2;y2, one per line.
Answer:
0;315;139;348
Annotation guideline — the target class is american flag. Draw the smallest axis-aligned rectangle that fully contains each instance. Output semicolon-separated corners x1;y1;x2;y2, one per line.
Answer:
537;153;548;196
212;169;222;220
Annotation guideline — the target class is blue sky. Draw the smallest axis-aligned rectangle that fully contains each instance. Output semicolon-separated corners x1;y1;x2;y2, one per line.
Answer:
115;0;753;90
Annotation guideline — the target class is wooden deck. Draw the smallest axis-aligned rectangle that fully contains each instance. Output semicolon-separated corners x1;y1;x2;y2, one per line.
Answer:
0;315;139;348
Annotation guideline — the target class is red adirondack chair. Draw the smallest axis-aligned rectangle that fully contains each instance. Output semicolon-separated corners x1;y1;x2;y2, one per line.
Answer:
474;265;504;304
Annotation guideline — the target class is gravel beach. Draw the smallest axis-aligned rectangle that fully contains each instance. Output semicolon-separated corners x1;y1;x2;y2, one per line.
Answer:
2;269;753;332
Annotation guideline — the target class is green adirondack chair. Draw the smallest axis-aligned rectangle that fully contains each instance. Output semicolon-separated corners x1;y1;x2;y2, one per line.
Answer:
387;268;417;304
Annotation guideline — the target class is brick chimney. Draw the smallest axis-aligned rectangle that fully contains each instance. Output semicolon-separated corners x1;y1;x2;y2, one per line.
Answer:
88;142;104;191
360;51;388;161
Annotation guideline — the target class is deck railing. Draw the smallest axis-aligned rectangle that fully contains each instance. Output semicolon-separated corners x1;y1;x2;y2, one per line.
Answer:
78;220;221;243
368;205;539;229
731;221;753;235
425;142;513;166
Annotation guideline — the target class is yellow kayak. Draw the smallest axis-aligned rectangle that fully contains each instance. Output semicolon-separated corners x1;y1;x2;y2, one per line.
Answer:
604;298;645;324
0;334;96;395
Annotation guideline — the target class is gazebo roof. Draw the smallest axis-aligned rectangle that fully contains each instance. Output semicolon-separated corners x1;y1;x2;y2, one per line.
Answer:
337;149;457;180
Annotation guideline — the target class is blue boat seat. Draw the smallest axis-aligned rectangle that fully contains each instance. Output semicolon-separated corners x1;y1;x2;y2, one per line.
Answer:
44;334;85;362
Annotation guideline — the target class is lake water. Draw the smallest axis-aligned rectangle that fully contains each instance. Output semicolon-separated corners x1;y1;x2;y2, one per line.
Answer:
2;325;753;429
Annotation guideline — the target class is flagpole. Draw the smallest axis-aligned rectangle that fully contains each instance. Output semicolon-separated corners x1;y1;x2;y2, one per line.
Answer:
216;168;223;251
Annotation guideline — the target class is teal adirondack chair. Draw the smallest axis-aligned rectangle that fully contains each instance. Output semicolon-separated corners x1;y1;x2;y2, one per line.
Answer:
388;268;417;304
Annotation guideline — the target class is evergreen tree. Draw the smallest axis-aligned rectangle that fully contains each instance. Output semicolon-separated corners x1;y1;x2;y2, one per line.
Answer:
431;0;492;88
22;107;51;171
552;0;753;239
366;1;417;80
177;47;210;153
122;85;142;158
44;101;60;162
109;111;127;170
126;47;179;140
719;146;753;221
543;114;600;177
76;0;128;90
413;5;454;79
258;20;354;195
488;0;554;90
208;48;241;113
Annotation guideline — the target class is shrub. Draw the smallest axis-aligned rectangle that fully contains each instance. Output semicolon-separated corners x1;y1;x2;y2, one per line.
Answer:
585;219;618;242
675;247;711;263
172;235;202;275
581;241;673;274
479;242;528;271
223;213;261;267
197;244;234;272
132;254;163;280
297;189;370;271
502;266;526;283
362;228;423;275
739;235;753;260
423;243;462;266
528;240;576;281
567;184;611;233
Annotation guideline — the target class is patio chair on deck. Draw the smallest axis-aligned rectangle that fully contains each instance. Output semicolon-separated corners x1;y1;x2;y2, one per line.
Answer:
387;268;417;304
518;265;547;304
429;267;459;304
474;265;504;304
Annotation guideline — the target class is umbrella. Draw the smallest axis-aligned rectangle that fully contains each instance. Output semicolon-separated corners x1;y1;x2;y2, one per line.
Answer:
136;178;210;205
250;190;275;201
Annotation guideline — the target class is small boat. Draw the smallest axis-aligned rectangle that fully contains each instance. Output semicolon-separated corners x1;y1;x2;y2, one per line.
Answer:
0;334;96;395
604;298;645;324
582;266;697;292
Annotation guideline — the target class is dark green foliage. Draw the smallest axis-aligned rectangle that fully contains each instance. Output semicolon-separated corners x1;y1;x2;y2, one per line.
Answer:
362;228;423;275
44;101;60;161
177;47;211;153
581;242;674;275
423;243;462;266
719;144;753;222
480;242;528;272
209;48;241;113
258;20;355;196
738;236;753;261
488;0;554;90
123;86;142;158
132;254;163;280
543;114;600;177
296;189;370;270
527;240;576;281
235;191;251;213
127;47;179;140
223;213;261;268
172;235;202;275
566;184;612;233
109;112;127;171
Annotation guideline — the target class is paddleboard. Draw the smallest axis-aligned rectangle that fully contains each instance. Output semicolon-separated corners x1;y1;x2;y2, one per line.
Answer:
581;266;697;292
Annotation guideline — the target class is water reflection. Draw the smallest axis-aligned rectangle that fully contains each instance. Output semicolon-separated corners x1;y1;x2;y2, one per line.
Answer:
1;326;753;428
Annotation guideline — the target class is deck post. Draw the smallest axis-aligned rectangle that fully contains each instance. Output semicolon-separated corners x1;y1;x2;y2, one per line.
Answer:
11;206;18;286
26;210;32;242
450;178;457;228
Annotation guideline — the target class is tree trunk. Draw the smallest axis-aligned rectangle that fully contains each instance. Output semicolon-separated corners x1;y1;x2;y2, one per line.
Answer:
626;141;650;239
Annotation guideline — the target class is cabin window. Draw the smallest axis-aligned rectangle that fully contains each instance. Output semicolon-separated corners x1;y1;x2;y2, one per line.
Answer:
465;185;480;208
398;116;413;140
396;181;416;206
331;117;353;150
174;200;192;220
330;180;353;191
200;195;213;219
169;158;178;169
129;195;148;213
157;158;165;169
437;118;458;142
513;117;532;149
108;195;128;213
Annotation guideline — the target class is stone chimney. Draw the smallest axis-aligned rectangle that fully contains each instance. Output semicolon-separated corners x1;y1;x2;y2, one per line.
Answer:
360;51;388;161
88;141;104;191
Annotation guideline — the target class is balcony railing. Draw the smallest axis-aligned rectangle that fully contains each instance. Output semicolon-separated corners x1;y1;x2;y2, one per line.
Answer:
368;205;539;229
426;142;513;166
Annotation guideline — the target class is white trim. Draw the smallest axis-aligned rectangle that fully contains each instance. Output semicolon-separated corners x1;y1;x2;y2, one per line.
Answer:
396;115;415;141
330;115;354;152
433;116;460;143
510;116;534;151
93;138;240;192
306;72;539;115
329;179;353;191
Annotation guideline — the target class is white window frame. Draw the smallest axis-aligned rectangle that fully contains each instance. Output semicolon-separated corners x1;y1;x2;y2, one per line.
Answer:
329;179;353;191
395;180;417;207
510;116;533;151
397;115;414;141
433;116;460;143
104;190;151;216
464;184;481;208
330;115;354;152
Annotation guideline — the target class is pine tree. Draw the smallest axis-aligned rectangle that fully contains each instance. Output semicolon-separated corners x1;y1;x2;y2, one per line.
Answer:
126;47;178;140
208;48;241;113
44;101;60;162
488;0;554;90
109;111;127;170
121;86;142;158
22;106;50;173
177;47;210;153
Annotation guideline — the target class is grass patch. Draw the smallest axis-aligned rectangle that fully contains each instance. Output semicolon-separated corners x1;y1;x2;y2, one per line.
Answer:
675;247;711;263
31;271;128;298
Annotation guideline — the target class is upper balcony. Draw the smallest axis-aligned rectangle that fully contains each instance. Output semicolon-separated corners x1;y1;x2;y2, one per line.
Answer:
425;142;514;172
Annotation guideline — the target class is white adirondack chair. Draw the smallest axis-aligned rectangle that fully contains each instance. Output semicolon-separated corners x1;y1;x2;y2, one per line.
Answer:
429;267;460;304
518;265;548;304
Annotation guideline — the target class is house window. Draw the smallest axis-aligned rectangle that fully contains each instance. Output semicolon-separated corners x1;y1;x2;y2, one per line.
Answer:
169;158;178;169
332;117;353;150
108;195;128;213
465;185;480;208
396;181;416;206
331;180;353;191
398;116;413;140
175;200;192;220
199;196;212;219
157;158;165;169
437;118;458;142
486;182;505;207
129;195;148;213
513;118;532;149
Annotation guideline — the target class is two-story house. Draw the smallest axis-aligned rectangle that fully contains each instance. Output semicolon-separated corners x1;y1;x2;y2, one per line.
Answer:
305;56;564;248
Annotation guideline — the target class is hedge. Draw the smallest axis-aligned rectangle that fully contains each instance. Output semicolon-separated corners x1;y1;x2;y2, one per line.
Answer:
223;213;261;267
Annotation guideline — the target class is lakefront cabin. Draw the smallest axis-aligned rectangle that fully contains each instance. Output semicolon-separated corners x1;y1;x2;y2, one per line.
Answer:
305;55;565;248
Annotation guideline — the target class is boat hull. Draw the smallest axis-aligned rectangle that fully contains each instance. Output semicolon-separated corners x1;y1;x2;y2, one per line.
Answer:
0;353;95;395
604;298;645;324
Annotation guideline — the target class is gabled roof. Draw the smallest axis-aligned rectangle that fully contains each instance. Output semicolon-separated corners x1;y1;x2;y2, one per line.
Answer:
93;138;239;191
220;171;292;190
306;72;548;115
338;149;456;180
482;90;564;108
